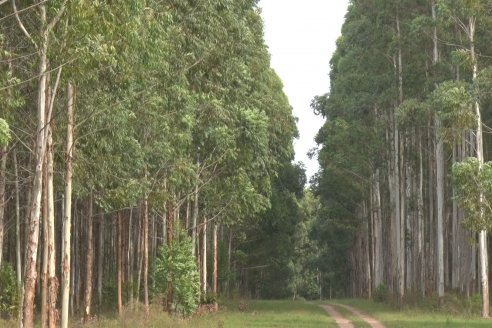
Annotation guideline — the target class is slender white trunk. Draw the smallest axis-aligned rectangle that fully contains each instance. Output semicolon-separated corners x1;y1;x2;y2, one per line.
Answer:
97;214;104;305
46;129;57;328
431;0;445;299
22;8;49;326
192;161;199;256
143;197;149;314
61;82;75;328
0;146;7;268
213;223;218;295
202;218;207;294
13;149;22;286
373;170;383;287
83;195;93;322
468;16;489;318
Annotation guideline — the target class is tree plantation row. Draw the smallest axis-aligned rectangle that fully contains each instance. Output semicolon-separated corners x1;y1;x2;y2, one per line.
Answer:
0;1;308;327
312;0;492;319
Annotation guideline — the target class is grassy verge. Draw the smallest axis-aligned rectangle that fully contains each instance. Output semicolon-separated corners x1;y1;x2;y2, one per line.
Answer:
333;298;492;328
15;300;335;328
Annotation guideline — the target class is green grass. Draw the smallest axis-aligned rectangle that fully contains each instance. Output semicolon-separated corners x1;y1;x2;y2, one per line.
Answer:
38;300;336;328
4;298;492;327
333;298;492;328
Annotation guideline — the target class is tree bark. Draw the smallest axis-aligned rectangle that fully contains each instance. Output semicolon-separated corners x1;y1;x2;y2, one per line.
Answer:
97;213;104;306
117;212;123;316
128;208;134;310
13;149;22;287
0;146;7;269
46;128;57;328
202;217;207;295
192;161;199;257
22;8;49;326
83;194;94;322
213;223;218;296
61;82;75;328
469;16;489;318
143;197;149;314
41;152;49;328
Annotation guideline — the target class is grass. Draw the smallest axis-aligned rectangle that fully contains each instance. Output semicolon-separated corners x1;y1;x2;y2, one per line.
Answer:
333;298;492;328
61;300;336;328
4;297;492;327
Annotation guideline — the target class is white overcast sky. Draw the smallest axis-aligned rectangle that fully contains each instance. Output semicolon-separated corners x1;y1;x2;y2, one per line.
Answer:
258;0;349;180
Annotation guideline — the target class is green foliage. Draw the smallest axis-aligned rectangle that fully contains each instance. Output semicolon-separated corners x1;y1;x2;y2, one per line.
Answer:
201;292;218;305
0;263;20;318
373;283;389;303
396;98;428;127
154;231;200;316
452;157;492;231
0;119;10;147
429;81;474;142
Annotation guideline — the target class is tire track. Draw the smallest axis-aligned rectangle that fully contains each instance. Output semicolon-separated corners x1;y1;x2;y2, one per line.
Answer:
320;304;354;328
335;304;385;328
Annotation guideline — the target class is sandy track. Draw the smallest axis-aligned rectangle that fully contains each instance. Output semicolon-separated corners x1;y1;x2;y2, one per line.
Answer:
320;304;354;328
335;304;385;328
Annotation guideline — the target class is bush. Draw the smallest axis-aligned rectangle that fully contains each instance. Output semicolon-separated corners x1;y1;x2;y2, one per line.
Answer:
201;292;218;305
154;230;200;316
0;263;20;319
373;283;388;303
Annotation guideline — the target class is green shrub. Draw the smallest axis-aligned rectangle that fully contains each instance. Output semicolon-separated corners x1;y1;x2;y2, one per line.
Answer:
0;263;20;319
373;283;388;303
154;230;200;316
201;292;218;305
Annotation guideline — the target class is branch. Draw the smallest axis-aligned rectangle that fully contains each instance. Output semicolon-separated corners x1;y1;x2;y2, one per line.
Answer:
0;1;47;23
0;56;78;92
46;0;68;32
12;0;38;49
44;65;63;140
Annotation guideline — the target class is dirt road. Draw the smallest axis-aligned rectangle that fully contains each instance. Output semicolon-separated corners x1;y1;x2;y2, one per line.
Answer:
321;303;385;328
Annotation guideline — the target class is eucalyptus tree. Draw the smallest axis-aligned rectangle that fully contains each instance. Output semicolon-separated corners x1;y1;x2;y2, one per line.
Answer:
436;0;492;317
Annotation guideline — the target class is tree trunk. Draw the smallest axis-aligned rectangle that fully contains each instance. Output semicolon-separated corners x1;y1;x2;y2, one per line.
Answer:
469;16;489;318
143;197;149;314
0;145;7;269
373;170;383;287
61;82;75;328
202;217;207;295
117;212;123;316
213;223;218;297
418;135;425;296
128;208;134;310
165;201;173;311
192;161;199;257
13;149;22;288
83;194;94;322
97;213;104;306
22;9;49;326
41;153;49;328
46;129;57;328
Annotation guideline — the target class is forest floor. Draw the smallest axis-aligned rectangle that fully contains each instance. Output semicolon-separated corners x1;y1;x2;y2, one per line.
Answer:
71;300;337;328
2;299;492;327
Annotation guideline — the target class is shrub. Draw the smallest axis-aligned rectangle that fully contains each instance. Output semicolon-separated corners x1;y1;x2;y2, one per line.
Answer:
154;230;200;316
201;292;218;305
0;263;20;319
373;283;388;303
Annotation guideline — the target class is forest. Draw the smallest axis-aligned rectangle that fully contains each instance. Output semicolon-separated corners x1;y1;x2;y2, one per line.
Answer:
313;0;492;319
0;0;309;327
2;0;492;327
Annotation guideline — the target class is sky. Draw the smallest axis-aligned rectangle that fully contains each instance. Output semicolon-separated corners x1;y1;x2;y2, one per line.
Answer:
258;0;349;181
